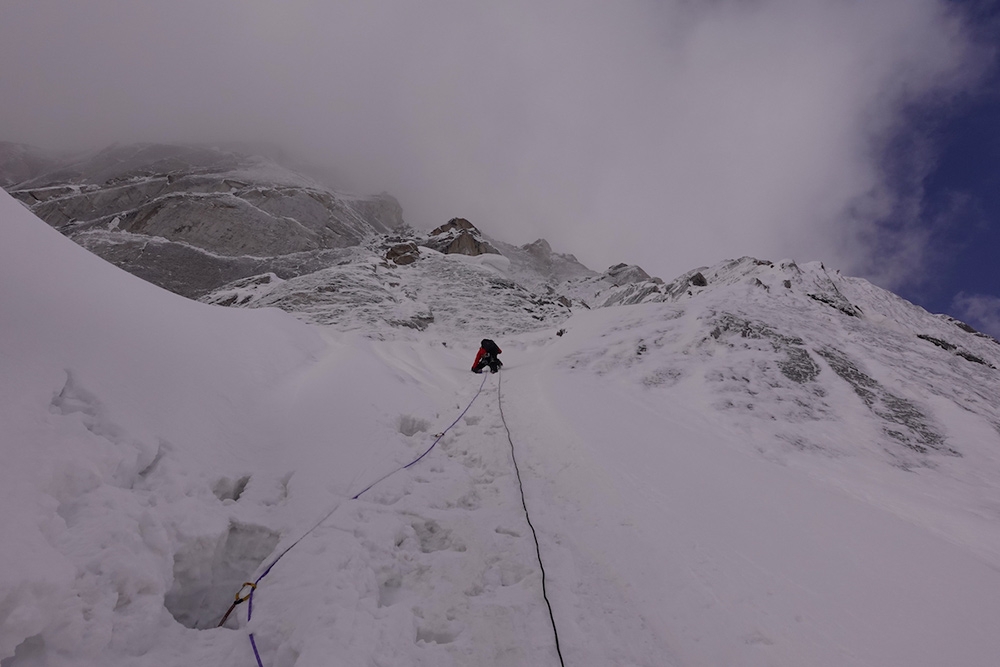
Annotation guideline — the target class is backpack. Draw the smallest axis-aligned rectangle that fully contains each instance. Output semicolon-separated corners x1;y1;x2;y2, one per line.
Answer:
481;339;500;355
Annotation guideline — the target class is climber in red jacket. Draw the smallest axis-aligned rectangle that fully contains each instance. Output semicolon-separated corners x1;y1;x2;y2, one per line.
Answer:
471;339;503;373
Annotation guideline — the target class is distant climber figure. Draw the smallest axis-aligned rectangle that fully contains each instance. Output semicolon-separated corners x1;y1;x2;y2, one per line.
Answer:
472;339;503;373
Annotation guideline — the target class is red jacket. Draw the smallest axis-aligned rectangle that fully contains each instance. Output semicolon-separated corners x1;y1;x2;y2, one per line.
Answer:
471;345;501;370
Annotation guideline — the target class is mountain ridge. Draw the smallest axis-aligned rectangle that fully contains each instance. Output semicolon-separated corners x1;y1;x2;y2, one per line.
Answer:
3;142;404;297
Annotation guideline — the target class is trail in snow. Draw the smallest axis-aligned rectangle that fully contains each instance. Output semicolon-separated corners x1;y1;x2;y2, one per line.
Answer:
242;371;565;667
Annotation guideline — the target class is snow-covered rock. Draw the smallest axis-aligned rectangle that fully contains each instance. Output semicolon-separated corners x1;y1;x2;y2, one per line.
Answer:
420;217;501;256
203;246;571;336
490;237;596;294
5;143;403;298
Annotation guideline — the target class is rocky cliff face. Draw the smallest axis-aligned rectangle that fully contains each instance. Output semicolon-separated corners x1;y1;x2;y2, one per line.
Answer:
4;143;403;297
420;218;501;256
1;142;707;329
201;218;582;334
490;237;596;294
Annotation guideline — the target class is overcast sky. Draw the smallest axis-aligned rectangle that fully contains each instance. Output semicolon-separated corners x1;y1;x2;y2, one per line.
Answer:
2;0;999;333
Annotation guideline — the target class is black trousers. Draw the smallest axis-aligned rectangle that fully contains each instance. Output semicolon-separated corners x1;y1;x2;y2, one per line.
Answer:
473;355;502;373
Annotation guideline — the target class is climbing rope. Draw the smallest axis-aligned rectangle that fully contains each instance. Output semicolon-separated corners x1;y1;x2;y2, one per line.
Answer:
230;372;490;667
497;369;567;667
351;372;489;499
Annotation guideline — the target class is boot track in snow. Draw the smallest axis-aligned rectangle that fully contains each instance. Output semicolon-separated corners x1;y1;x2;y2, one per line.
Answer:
235;370;566;666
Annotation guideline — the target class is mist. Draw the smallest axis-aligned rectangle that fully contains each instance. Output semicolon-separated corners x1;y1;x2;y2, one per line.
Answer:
0;0;986;286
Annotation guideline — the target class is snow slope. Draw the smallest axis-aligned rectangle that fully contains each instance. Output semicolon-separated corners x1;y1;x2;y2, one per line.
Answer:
503;305;1000;666
5;188;1000;667
0;191;453;664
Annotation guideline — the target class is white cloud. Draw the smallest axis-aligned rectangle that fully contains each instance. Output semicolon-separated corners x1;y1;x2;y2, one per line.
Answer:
0;0;987;285
952;292;1000;339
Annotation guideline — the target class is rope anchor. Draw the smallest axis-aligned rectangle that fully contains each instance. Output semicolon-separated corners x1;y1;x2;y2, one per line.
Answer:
217;582;258;627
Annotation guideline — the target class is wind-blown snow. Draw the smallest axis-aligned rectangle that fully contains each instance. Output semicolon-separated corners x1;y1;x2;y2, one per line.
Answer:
4;188;1000;666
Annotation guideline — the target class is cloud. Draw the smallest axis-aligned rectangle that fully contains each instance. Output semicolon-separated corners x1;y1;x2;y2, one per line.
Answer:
0;0;987;285
952;292;1000;339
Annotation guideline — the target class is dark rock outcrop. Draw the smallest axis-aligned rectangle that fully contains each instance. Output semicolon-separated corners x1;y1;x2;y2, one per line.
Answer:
605;263;654;287
523;238;553;258
816;347;958;460
386;242;420;265
430;218;476;236
709;313;821;384
421;218;500;256
918;334;997;369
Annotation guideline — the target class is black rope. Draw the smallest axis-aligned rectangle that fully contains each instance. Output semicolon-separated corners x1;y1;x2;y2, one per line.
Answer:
497;370;567;667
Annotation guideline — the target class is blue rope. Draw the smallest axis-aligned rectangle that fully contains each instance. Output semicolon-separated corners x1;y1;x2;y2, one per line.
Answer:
351;372;489;499
243;372;489;666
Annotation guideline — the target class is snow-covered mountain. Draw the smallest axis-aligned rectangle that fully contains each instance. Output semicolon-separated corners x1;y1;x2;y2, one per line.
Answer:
4;143;403;298
4;177;1000;667
0;142;651;318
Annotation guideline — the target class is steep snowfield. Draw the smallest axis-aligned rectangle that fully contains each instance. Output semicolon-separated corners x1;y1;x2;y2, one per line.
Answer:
5;188;1000;667
0;191;451;665
504;304;1000;667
